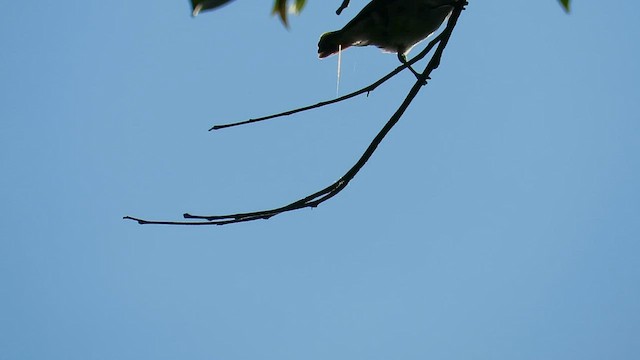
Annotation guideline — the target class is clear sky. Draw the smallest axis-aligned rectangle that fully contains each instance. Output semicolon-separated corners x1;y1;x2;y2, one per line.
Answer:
1;1;639;359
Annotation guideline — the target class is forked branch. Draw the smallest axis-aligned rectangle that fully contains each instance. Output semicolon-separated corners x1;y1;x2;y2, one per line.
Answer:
210;31;444;131
124;1;466;226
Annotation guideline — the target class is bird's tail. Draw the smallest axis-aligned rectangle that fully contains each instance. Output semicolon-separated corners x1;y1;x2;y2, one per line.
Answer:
318;31;350;58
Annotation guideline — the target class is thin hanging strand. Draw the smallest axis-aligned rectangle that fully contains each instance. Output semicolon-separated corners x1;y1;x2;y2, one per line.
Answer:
337;45;342;97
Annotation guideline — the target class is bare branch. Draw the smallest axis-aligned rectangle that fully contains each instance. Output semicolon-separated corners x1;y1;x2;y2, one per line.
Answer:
123;1;466;226
336;0;351;15
210;31;446;131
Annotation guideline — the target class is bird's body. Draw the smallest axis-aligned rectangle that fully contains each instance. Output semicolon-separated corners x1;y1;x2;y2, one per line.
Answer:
318;0;455;58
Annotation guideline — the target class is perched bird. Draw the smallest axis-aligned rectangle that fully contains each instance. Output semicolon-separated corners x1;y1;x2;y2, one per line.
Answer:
318;0;455;68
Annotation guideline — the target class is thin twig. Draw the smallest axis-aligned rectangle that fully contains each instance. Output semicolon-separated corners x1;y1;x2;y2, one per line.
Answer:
336;0;351;15
123;1;466;226
210;31;445;131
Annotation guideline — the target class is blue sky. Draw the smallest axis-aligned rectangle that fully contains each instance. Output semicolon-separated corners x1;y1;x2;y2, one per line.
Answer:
1;1;639;359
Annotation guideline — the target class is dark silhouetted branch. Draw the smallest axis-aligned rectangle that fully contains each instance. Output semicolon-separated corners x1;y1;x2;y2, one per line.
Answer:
336;0;351;15
124;1;466;226
210;31;444;131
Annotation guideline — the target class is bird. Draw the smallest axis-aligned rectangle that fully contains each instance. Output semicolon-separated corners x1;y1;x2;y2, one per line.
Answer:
318;0;456;74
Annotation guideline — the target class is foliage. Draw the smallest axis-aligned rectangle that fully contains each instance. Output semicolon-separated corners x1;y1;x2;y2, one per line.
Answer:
272;0;307;27
190;0;570;24
190;0;307;25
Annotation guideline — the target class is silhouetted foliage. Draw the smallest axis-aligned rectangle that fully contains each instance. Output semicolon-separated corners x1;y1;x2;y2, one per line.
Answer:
190;0;570;25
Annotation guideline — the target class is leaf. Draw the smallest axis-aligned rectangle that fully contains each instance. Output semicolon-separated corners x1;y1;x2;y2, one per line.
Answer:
294;0;307;14
190;0;235;17
558;0;570;12
272;0;307;27
273;0;288;26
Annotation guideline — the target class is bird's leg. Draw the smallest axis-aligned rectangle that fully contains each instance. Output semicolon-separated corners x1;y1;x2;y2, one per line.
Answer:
397;53;420;78
397;53;429;84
